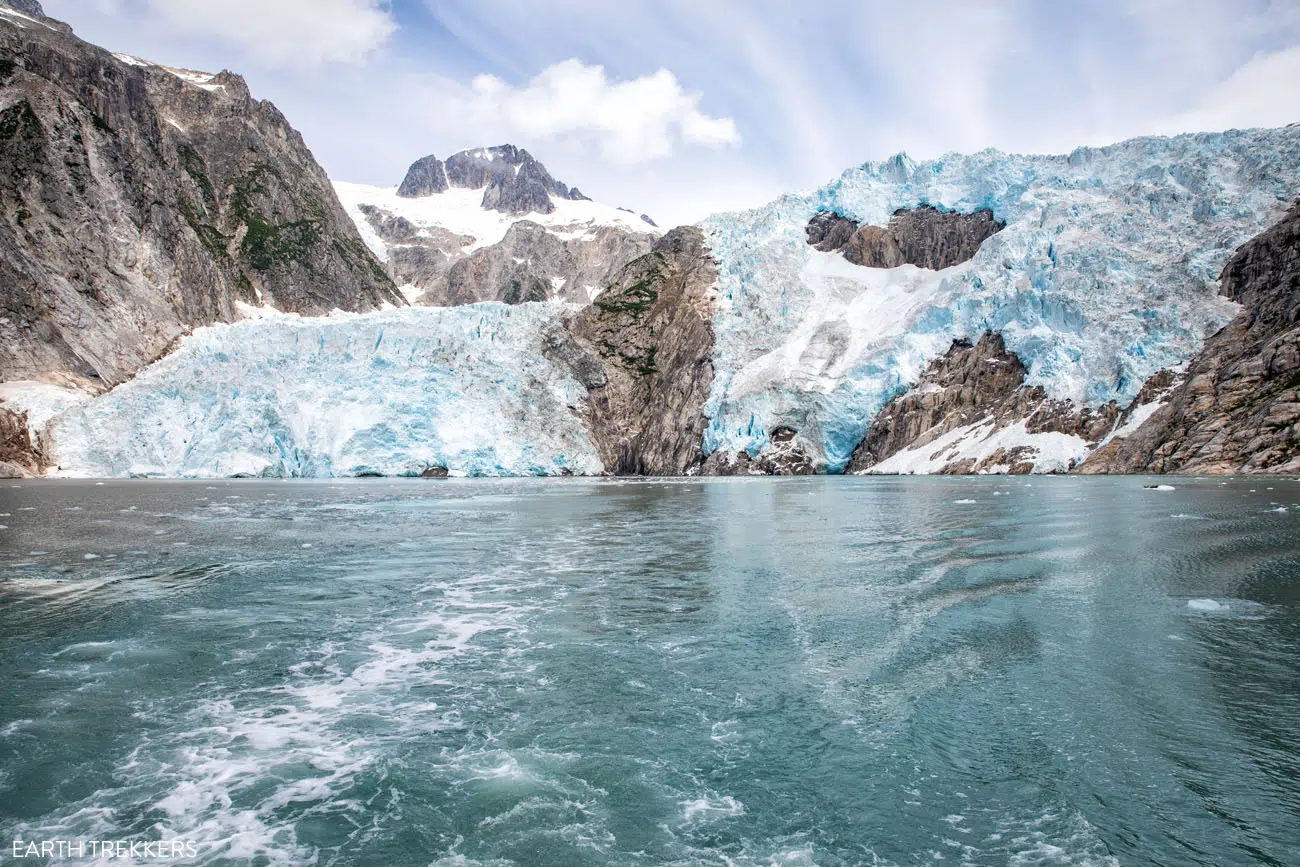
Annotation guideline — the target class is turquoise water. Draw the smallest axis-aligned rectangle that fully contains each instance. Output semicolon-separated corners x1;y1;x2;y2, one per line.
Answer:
0;477;1298;866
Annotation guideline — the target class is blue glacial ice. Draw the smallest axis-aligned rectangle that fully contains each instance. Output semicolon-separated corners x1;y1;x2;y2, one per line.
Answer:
700;125;1300;472
49;304;603;478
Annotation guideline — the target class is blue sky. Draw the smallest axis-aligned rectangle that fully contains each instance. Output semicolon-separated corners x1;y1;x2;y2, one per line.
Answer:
42;0;1300;226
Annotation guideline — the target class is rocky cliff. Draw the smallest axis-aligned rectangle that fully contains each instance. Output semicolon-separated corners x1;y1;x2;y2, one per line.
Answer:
846;332;1120;474
557;227;717;475
807;205;1005;269
434;221;653;307
0;3;401;387
0;403;44;477
1080;200;1300;474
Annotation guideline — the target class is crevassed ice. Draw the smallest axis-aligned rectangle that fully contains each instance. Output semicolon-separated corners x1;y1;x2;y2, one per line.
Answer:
701;126;1300;472
49;305;603;478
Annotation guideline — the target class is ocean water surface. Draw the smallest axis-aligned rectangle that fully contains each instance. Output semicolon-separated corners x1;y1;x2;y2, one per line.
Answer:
0;476;1298;866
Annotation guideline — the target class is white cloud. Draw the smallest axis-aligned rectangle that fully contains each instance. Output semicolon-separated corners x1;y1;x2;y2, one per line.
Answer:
141;0;395;68
453;59;740;164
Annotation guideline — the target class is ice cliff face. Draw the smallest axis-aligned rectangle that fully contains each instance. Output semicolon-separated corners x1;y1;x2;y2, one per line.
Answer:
699;126;1300;472
47;306;603;478
0;3;400;389
335;147;660;307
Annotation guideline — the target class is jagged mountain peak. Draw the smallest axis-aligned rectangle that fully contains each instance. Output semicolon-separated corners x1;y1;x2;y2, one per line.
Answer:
2;0;44;19
396;144;590;215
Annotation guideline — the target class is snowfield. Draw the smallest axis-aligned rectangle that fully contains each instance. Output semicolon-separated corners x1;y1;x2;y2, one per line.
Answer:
333;182;661;261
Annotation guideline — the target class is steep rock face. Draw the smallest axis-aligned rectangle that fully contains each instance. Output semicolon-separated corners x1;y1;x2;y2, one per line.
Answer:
807;205;1005;269
558;227;717;475
7;1;44;17
0;11;400;386
848;332;1120;474
425;221;653;307
397;145;589;215
1080;200;1300;474
395;154;447;197
355;203;469;298
0;404;44;476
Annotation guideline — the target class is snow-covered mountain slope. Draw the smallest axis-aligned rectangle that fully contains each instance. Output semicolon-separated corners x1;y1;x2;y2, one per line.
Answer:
335;146;660;306
335;185;657;257
700;125;1300;472
47;306;603;478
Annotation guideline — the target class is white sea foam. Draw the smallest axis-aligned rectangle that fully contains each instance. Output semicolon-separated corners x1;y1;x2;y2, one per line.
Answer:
681;794;746;823
6;561;564;865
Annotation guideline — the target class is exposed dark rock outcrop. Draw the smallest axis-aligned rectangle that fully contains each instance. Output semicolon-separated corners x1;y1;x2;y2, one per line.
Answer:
0;14;401;386
1079;200;1300;474
395;154;447;197
6;1;45;18
0;404;45;476
807;205;1005;270
847;332;1119;474
396;145;587;215
805;211;859;252
555;227;717;475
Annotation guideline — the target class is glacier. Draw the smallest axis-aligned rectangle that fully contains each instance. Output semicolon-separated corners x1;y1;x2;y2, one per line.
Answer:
30;125;1300;478
47;305;603;479
700;125;1300;472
